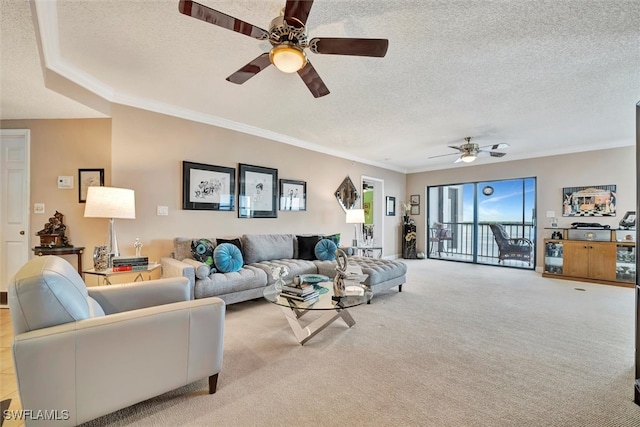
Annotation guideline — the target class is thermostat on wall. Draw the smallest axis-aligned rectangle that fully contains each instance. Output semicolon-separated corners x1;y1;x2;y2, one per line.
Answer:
57;176;74;189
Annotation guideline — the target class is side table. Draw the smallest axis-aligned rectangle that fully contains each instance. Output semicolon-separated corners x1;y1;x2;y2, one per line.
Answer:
33;246;84;274
83;263;162;286
355;246;383;258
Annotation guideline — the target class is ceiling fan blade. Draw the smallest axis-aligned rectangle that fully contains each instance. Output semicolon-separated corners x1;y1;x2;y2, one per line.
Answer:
479;142;510;150
226;53;272;84
454;156;463;163
284;0;314;28
447;145;464;151
428;152;460;159
297;61;330;98
309;37;389;57
490;152;507;158
178;0;268;40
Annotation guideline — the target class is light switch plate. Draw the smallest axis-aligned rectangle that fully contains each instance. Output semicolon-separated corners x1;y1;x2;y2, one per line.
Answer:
34;203;45;214
57;176;74;189
157;206;169;216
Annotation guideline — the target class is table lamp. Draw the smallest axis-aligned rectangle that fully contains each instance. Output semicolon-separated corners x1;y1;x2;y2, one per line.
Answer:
84;186;136;267
346;208;365;246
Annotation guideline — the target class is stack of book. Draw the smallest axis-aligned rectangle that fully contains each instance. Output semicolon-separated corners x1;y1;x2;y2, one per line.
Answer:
280;283;319;303
111;256;149;272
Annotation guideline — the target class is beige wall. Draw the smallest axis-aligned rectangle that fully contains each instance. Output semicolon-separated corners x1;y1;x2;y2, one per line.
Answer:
406;146;636;268
1;118;111;271
2;112;633;272
2;107;407;269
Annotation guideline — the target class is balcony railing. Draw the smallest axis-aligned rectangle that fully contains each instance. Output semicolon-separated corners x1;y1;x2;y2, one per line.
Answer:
429;221;535;265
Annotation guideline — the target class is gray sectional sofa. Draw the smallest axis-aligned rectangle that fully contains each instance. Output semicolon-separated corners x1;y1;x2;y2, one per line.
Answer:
160;234;407;305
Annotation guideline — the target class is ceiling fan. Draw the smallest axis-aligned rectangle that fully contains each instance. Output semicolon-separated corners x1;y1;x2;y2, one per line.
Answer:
178;0;389;98
429;137;510;164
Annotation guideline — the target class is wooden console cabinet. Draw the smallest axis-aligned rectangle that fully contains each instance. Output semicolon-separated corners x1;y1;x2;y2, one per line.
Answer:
543;234;635;287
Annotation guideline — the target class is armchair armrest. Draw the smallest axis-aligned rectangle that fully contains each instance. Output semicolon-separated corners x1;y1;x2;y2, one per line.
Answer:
508;237;533;246
160;257;196;298
87;277;191;315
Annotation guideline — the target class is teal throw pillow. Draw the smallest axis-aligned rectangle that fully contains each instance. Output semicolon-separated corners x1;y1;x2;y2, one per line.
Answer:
315;238;338;261
323;233;340;246
214;243;244;273
191;239;216;273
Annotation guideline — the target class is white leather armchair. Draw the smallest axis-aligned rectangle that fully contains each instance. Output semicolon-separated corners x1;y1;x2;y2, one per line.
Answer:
8;255;225;426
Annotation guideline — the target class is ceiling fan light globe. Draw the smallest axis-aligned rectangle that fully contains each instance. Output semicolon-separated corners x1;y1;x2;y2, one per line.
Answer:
270;45;307;73
461;153;476;163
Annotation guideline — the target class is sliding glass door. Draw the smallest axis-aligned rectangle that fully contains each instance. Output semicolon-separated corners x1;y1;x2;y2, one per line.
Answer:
427;177;536;269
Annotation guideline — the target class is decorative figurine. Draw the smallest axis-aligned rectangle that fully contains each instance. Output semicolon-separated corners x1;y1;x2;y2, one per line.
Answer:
332;249;348;301
134;238;143;257
36;211;70;247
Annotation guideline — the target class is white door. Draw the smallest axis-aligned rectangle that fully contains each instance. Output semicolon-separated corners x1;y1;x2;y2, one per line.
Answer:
1;129;30;302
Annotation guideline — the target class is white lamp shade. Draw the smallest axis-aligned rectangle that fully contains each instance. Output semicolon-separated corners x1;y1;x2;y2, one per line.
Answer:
346;209;365;224
84;186;136;219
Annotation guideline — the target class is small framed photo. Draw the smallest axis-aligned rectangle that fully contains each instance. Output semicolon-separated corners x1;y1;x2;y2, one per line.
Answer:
386;196;396;216
410;194;420;205
238;163;278;218
279;179;306;211
410;204;420;215
78;168;104;203
182;161;235;211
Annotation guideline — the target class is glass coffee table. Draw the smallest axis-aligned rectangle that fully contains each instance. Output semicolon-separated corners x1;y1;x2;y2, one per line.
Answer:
263;280;372;345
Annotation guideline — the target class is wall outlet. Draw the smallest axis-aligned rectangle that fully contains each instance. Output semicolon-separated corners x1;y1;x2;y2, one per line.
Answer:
157;206;169;216
34;203;45;214
57;176;74;189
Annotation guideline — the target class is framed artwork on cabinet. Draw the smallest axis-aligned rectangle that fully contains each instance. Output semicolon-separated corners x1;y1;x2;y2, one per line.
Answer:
562;184;616;217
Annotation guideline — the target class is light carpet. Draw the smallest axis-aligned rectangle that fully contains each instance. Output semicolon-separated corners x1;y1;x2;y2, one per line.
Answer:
82;259;640;426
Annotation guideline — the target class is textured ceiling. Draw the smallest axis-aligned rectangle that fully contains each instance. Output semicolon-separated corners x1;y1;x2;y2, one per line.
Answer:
1;0;639;173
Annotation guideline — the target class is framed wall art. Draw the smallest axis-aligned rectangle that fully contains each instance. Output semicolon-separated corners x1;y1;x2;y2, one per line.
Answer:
182;161;235;211
279;179;306;211
386;196;396;216
411;204;420;215
78;168;104;203
562;184;616;217
238;163;278;218
410;194;420;205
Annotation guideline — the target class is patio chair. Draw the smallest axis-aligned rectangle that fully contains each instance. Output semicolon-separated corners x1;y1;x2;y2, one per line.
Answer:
429;224;453;257
489;224;533;265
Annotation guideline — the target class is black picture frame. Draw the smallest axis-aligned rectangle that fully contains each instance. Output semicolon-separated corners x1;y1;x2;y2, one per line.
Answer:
279;179;307;211
411;204;420;215
78;168;104;203
238;163;278;218
182;161;235;211
386;196;396;216
410;194;420;205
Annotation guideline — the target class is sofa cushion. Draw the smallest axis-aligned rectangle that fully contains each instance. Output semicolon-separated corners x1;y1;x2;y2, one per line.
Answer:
194;265;268;299
214;243;244;273
297;235;321;260
191;238;216;273
323;233;341;246
216;237;242;251
315;238;337;261
241;234;295;264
